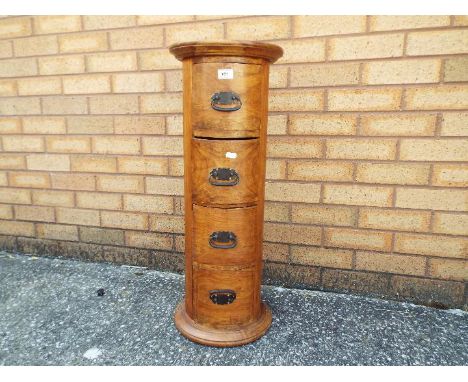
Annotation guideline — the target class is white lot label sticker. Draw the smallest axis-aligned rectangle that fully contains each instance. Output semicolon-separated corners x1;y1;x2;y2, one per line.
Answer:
225;152;237;159
218;68;234;80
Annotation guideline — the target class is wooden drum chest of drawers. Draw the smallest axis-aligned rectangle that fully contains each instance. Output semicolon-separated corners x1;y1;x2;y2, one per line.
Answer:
169;41;283;347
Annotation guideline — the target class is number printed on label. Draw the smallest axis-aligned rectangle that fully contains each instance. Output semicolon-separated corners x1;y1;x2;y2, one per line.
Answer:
218;68;234;80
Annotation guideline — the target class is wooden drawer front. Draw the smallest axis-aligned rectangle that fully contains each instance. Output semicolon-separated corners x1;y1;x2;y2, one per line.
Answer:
193;205;258;266
192;138;259;206
193;264;260;327
192;63;263;138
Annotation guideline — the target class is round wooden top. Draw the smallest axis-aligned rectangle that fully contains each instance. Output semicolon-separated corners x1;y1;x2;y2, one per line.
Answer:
169;40;283;63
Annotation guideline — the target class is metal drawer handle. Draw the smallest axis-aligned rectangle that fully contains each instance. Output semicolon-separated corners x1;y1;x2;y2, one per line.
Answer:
208;168;239;186
210;91;242;112
209;231;237;249
209;289;236;305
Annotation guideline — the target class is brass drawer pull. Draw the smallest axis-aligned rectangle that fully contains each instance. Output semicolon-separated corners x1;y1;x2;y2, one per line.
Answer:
209;231;237;249
211;91;242;112
208;168;239;186
209;289;236;305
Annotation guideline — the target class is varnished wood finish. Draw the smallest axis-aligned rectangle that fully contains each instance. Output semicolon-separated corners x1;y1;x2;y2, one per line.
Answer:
170;41;282;347
192;138;259;206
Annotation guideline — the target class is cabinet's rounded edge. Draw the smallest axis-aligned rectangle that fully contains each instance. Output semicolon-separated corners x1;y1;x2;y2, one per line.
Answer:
169;40;283;63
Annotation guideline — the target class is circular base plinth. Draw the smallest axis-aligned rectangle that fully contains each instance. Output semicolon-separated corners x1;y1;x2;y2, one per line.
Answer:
174;300;272;347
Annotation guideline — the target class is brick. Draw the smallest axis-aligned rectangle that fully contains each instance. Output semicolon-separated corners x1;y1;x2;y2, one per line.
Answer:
166;21;224;45
264;263;322;289
51;174;95;191
0;40;12;58
140;93;182;114
407;30;468;56
0;98;41;115
325;228;393;251
124;194;173;214
46;137;91;154
0;220;34;237
356;251;426;276
165;70;182;92
0;57;37;77
290;63;360;87
263;242;289;263
0;154;25;170
264;202;289;222
150;214;184;233
34;15;81;33
0;80;16;96
356;163;430;185
323;184;393;207
38;55;85;75
360;114;436;136
444;57;468;82
146;176;184;196
363;59;440;85
268;115;287;135
288;160;354;182
83;16;135;30
269;89;324;112
276;39;326;64
433;213;468;236
226;16;289;40
359;207;431;232
453;16;468;26
174;197;184;215
32;190;74;207
0;205;13;220
67;116;113;135
109;26;163;50
0;17;31;38
92;136;140;155
291;204;356;227
428;258;468;281
86;52;137;72
326;138;397;160
0;187;30;205
370;16;450;31
291;246;353;269
139;49;180;70
267;137;322;159
26;154;70;171
42;96;88;115
125;231;172;250
330;34;404;60
59;32;108;53
293;114;357;136
293;16;366;37
76;192;121;210
89;95;139;114
14;35;58;57
0;172;6;187
118;157;167;175
432;164;468;188
168;158;184;177
441;112;468;137
405;86;468;110
9;172;50;188
101;211;148;230
396;188;467;212
22;117;66;134
322;269;390;296
71;155;117;173
142;137;183;156
328;88;402;111
264;222;321;245
112;72;164;93
400;139;468;161
266;159;286;180
166;115;183;135
114;116;165;135
395;233;467;259
97;175;144;193
265;181;321;203
137;15;194;25
56;207;100;226
269;66;288;88
15;205;54;222
79;226;125;246
3;136;44;152
37;223;79;241
0;118;21;135
63;75;111;94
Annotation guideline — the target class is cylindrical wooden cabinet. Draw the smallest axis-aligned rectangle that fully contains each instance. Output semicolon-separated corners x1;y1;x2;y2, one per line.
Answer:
169;41;283;347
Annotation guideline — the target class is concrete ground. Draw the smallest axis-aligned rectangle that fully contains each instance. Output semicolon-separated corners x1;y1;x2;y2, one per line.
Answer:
0;251;467;366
